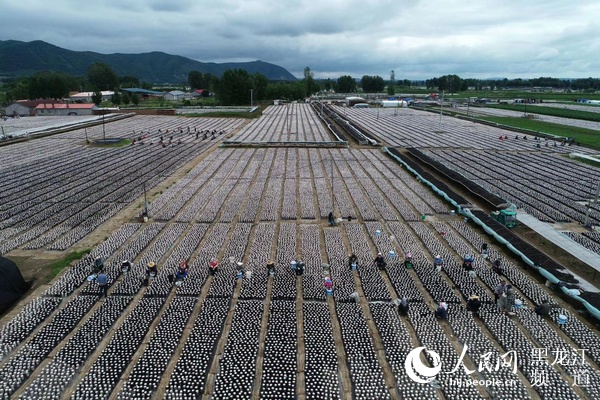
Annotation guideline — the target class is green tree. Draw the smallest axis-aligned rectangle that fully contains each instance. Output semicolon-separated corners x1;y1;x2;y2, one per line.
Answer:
28;72;74;99
266;81;306;101
337;75;356;93
304;67;316;97
252;73;269;101
10;78;30;101
121;92;130;105
360;75;385;92
188;70;205;90
119;75;140;88
131;93;140;106
91;89;103;106
388;70;396;96
87;63;119;91
111;92;121;106
216;69;253;105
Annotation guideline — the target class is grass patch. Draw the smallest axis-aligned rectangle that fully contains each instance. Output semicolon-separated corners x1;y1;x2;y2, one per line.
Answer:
487;104;600;123
568;155;600;168
90;139;132;147
50;249;91;277
477;116;600;149
183;110;262;119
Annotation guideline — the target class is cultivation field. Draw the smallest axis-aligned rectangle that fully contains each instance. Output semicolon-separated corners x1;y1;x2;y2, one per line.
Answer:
0;105;599;399
0;115;100;137
338;106;600;224
485;104;600;124
457;106;600;132
529;104;600;114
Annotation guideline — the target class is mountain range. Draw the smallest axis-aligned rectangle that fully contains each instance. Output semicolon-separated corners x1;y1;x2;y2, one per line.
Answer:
0;40;297;83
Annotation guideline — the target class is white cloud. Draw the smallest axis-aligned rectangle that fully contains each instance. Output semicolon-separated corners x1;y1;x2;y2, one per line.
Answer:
0;0;597;79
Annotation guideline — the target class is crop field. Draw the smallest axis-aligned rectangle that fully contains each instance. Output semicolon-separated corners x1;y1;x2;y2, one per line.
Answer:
487;104;600;123
0;104;599;399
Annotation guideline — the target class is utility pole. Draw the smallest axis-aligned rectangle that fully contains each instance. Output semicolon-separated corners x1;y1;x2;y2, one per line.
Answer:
439;90;444;130
102;111;106;139
250;89;254;108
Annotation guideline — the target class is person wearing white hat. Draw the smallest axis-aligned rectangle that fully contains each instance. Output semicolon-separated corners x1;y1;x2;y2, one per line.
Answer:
373;253;386;270
121;260;131;274
435;302;448;320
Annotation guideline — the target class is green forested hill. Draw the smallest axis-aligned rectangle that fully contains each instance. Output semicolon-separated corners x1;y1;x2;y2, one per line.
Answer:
0;40;297;83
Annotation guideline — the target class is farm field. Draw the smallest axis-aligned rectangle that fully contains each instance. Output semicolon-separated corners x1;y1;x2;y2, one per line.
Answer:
0;104;599;399
486;104;600;123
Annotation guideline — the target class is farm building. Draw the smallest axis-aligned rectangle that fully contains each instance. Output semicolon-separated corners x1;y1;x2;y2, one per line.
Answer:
121;88;165;98
68;91;114;103
35;103;98;116
164;90;187;101
345;96;367;106
380;100;408;108
5;100;63;117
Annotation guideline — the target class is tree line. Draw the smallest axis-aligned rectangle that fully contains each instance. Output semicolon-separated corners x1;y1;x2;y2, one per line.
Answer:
3;62;600;107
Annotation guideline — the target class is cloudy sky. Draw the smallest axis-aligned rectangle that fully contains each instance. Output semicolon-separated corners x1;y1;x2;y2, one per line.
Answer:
1;0;598;80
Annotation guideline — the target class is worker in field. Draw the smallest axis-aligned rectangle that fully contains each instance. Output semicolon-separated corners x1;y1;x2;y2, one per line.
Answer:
535;299;552;317
266;260;275;276
494;279;507;303
348;253;358;271
96;271;109;299
404;252;413;268
492;259;503;275
121;260;132;274
176;260;188;281
296;259;305;276
397;296;409;316
433;255;443;272
435;302;448;320
209;257;219;276
498;285;516;316
146;261;158;278
93;257;104;275
463;256;475;278
328;212;335;226
466;294;482;316
374;252;386;270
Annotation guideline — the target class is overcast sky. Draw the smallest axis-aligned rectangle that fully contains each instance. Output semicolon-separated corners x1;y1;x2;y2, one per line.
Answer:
1;0;598;80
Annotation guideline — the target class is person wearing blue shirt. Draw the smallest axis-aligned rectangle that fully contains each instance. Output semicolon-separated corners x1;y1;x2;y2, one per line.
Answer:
96;272;108;299
176;264;188;281
433;255;443;272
